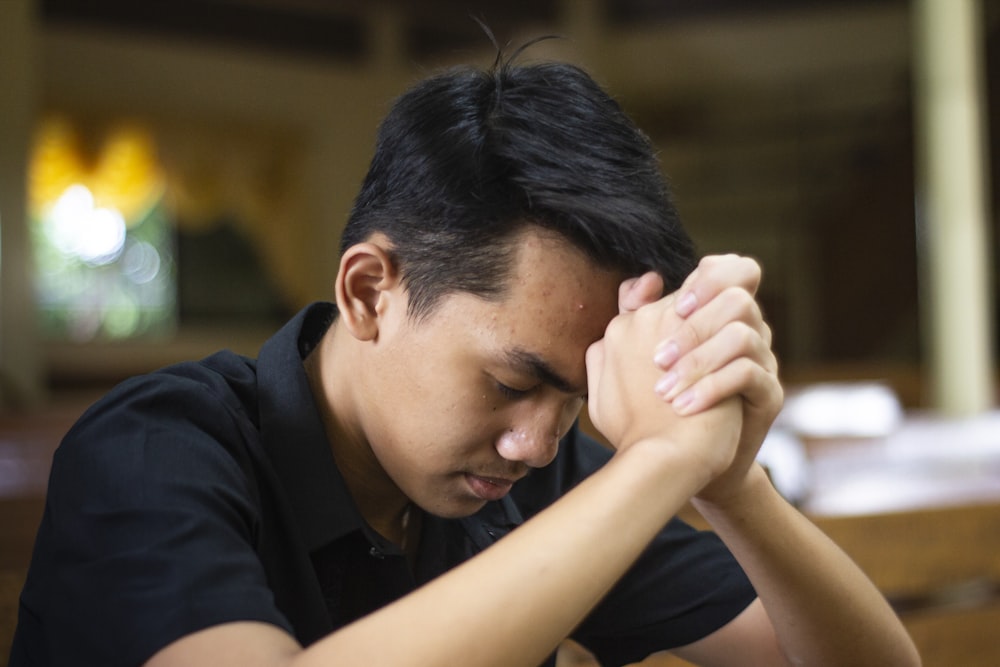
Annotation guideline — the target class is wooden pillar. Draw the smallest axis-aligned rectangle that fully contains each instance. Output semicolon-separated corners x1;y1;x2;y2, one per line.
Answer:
913;0;996;414
0;0;44;407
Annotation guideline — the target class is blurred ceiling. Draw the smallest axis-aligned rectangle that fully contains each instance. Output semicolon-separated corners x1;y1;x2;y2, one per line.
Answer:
30;0;998;368
40;0;906;63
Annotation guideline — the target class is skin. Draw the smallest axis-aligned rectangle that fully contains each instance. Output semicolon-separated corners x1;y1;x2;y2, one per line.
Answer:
148;227;920;667
308;228;621;539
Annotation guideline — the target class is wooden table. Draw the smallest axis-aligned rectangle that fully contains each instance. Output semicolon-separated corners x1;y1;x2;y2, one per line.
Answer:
797;412;1000;667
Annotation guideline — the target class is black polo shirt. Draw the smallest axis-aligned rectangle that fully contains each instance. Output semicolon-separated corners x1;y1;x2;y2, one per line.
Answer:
11;303;756;667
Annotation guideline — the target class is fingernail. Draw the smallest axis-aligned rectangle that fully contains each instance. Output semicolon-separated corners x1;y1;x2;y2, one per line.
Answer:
673;389;695;414
676;292;697;317
654;340;679;368
655;371;678;397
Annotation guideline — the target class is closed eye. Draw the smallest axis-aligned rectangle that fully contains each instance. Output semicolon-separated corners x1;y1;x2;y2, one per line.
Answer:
495;381;533;401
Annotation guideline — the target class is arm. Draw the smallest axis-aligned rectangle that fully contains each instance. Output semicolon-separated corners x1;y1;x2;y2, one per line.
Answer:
151;402;741;666
642;255;920;666
681;466;921;667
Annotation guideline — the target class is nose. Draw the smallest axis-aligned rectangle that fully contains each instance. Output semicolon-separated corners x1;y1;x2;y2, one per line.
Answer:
495;409;565;469
495;427;560;468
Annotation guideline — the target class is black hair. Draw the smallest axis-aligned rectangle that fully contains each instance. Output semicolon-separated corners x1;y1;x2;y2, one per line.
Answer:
341;44;696;320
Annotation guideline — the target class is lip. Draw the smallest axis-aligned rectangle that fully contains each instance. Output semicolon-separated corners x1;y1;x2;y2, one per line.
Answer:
465;473;518;501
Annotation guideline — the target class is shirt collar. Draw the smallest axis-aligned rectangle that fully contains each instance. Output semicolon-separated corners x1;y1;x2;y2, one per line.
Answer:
256;302;363;553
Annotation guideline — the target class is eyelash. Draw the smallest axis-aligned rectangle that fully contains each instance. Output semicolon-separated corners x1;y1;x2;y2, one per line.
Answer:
496;382;531;400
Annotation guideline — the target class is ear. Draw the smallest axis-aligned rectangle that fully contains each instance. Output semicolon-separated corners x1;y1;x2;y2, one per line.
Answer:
335;240;402;342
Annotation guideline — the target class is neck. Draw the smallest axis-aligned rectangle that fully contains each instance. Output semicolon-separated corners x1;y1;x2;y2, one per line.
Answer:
304;322;414;546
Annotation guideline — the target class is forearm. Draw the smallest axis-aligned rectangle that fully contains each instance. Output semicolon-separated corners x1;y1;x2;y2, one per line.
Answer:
692;465;921;667
297;439;709;667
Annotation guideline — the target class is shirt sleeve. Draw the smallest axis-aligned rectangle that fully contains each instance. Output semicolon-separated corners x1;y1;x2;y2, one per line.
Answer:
16;370;293;666
512;424;758;666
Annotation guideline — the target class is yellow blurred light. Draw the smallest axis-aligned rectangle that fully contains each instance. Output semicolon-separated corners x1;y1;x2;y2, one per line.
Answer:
29;116;165;226
29;116;87;210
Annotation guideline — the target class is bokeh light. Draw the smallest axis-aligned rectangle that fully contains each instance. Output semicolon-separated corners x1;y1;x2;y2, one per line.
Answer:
28;116;176;341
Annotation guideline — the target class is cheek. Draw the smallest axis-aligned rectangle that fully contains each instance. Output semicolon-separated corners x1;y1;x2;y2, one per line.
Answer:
384;390;501;462
560;398;586;434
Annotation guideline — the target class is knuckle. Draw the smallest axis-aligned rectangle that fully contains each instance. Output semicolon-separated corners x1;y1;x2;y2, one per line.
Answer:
730;321;757;350
714;319;749;355
736;357;757;384
721;285;757;314
720;288;765;332
773;379;785;406
604;313;626;341
740;255;762;277
585;340;603;368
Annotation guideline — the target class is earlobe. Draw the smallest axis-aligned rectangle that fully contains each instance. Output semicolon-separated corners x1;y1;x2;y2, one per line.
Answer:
335;241;400;342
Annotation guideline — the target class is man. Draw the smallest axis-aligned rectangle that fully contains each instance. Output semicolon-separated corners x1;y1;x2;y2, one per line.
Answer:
11;55;919;666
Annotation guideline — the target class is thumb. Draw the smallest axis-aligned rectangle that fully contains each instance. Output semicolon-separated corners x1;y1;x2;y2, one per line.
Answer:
618;272;664;314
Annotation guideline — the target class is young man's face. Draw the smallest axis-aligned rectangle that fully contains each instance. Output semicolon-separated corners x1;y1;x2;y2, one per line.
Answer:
360;228;622;518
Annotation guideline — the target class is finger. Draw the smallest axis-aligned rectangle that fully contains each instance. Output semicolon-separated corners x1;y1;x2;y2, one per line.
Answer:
655;286;766;370
668;357;782;417
655;320;774;403
673;255;762;318
618;271;665;314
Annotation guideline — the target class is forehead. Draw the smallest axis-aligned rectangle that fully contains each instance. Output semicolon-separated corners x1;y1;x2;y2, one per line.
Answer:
439;228;623;377
502;227;622;331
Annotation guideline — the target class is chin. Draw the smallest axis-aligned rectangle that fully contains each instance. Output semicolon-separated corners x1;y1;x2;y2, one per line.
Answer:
418;495;487;519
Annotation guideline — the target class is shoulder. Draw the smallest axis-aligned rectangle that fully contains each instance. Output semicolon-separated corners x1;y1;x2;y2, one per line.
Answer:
21;355;294;665
69;351;257;444
51;352;264;508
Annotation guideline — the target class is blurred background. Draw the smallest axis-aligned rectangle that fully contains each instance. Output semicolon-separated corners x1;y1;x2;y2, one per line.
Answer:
0;1;998;665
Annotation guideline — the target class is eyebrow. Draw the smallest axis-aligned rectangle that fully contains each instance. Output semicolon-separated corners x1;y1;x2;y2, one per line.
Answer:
503;347;585;396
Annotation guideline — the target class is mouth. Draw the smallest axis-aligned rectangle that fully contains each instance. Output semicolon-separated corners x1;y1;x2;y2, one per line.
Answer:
464;473;520;501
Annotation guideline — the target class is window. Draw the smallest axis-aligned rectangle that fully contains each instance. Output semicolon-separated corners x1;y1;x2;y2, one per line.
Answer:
29;116;176;341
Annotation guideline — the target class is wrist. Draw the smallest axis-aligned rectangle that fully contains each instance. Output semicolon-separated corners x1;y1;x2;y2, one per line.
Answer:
613;436;717;504
691;462;774;518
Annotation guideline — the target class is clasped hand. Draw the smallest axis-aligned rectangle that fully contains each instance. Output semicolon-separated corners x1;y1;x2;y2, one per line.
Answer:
585;255;783;503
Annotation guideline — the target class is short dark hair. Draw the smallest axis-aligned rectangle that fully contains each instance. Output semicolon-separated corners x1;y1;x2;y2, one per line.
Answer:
341;51;696;320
